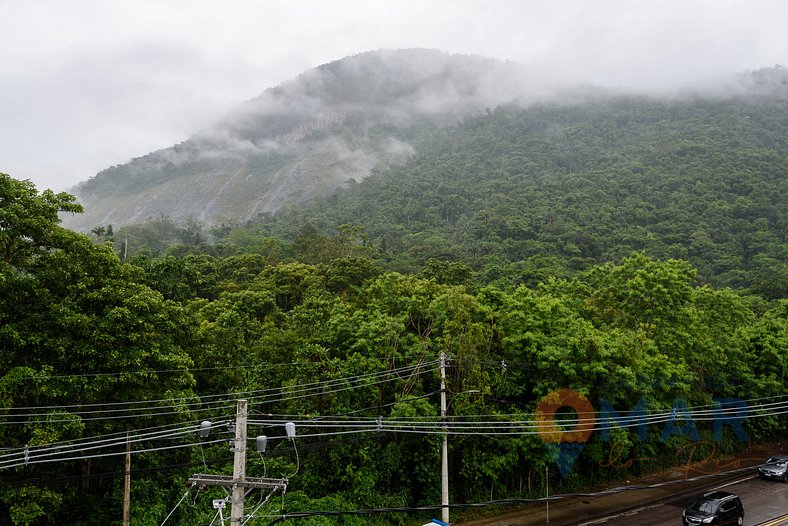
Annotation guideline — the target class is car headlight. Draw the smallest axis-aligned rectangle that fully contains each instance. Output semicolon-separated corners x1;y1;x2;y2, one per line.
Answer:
702;517;714;524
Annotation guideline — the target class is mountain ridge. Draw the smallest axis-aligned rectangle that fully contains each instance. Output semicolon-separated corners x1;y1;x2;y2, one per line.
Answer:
63;50;787;233
65;49;558;231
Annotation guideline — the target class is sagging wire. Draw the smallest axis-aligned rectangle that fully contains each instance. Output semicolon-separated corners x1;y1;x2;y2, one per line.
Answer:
242;484;285;526
284;422;299;479
288;442;300;479
160;481;196;526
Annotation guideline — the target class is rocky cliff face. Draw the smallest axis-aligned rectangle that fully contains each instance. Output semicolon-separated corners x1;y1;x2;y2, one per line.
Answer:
64;49;553;231
63;51;787;232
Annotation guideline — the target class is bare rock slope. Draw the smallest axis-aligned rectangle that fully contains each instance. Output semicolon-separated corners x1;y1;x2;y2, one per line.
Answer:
65;49;550;231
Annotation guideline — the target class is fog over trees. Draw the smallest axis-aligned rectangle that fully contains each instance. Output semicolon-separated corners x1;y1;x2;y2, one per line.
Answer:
1;50;786;526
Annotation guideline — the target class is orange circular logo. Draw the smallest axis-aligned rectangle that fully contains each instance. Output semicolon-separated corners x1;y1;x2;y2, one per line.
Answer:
535;389;596;443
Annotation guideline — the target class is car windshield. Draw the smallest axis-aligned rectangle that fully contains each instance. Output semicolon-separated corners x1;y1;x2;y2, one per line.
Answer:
690;500;718;514
766;457;788;465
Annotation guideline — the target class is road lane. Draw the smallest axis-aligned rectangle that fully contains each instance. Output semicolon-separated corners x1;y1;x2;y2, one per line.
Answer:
582;476;788;526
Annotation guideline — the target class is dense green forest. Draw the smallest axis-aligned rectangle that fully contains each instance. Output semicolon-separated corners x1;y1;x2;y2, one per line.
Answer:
245;95;786;298
1;172;786;525
103;93;787;301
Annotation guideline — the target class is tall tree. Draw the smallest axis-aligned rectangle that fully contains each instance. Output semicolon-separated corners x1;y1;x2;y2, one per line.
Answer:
0;175;196;526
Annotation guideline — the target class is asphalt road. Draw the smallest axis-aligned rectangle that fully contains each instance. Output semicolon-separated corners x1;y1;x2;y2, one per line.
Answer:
455;448;788;526
577;476;788;526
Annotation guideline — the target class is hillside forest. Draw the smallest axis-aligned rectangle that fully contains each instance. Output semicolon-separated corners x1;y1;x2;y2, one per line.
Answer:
1;89;787;526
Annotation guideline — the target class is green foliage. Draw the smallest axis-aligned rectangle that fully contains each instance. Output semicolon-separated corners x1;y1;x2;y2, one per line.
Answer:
0;173;82;266
236;95;786;297
0;176;196;525
1;486;63;526
0;107;788;526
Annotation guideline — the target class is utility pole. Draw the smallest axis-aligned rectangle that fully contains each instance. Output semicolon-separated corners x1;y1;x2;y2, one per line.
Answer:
231;399;247;525
190;400;288;525
545;465;549;525
440;353;449;525
123;430;130;526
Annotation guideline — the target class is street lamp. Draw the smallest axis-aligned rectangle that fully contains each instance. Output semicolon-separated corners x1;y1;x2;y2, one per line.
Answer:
440;353;480;525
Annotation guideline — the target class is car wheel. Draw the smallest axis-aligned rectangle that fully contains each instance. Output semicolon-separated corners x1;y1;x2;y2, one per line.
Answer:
737;515;743;526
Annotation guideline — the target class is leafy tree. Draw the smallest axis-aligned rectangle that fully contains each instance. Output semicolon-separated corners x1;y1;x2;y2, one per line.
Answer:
0;175;196;526
0;174;82;265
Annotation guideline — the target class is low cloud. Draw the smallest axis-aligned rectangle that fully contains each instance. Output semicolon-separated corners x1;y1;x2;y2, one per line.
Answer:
2;0;785;191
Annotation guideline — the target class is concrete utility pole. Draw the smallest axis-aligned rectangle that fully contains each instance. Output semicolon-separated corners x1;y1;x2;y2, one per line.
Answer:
190;400;288;524
545;465;549;525
231;399;248;525
440;353;449;525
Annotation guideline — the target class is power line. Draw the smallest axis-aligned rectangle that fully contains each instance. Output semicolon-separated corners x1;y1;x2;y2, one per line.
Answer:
0;362;441;468
160;482;196;526
0;438;229;470
0;419;222;451
2;383;783;471
3;360;439;414
246;397;788;437
0;425;208;465
7;394;783;466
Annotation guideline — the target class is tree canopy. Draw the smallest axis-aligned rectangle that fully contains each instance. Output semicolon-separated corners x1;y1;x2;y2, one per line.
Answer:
1;87;786;526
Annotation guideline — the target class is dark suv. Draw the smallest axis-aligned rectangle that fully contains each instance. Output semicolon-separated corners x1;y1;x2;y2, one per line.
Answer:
682;491;744;526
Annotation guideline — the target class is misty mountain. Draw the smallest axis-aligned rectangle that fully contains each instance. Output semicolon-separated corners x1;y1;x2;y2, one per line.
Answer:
221;65;785;295
65;49;565;231
65;51;786;241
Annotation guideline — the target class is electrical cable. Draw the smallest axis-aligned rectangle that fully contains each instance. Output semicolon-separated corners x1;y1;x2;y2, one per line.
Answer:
160;482;196;526
1;438;228;470
0;371;435;468
4;396;782;469
243;398;788;438
287;441;299;479
1;360;439;417
2;455;234;488
242;485;284;526
0;418;217;451
17;359;440;410
2;376;784;470
0;364;438;428
4;423;204;453
0;424;209;465
257;452;267;478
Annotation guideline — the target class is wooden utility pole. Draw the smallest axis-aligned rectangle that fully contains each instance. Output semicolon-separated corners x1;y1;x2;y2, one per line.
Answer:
123;430;131;526
189;400;288;524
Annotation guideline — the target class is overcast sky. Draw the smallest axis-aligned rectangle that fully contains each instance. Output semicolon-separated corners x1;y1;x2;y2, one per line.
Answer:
2;0;786;192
